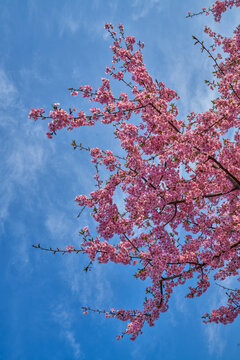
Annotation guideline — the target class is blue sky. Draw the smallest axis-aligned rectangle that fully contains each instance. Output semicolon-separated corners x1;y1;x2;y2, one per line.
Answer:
1;0;240;359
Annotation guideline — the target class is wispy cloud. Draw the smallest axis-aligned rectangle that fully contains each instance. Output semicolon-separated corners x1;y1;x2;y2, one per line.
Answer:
167;50;217;117
63;255;113;309
0;69;18;109
45;210;77;242
131;0;162;21
204;323;226;357
52;305;83;359
59;15;80;37
65;331;82;359
44;202;113;309
0;68;48;237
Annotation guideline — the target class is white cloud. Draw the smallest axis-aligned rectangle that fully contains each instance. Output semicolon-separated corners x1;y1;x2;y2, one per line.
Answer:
44;204;114;309
0;69;18;109
52;305;83;360
0;68;48;236
45;211;76;241
65;331;82;359
59;15;80;37
132;0;162;20
7;141;45;185
167;49;217;117
204;323;226;356
0;127;47;231
63;255;113;308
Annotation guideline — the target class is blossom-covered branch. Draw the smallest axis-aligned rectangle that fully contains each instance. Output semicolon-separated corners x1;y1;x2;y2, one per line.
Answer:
30;0;240;340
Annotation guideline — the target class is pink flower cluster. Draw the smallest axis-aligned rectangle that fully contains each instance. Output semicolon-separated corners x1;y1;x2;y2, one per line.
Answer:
211;0;227;21
203;290;240;324
208;0;240;21
29;108;45;120
66;245;74;253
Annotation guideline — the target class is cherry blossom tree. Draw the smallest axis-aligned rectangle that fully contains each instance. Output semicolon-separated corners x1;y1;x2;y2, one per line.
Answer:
30;0;240;340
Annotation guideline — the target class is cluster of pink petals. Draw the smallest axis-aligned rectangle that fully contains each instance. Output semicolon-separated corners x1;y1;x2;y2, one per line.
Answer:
203;290;240;324
66;245;75;253
208;0;240;21
29;108;45;120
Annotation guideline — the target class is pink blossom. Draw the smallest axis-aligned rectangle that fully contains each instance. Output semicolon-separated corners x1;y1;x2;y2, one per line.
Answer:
66;245;74;253
29;108;45;120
